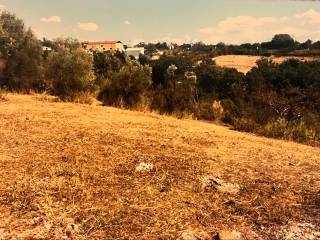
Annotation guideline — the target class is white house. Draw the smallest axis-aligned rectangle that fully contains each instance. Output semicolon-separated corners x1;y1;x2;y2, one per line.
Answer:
125;47;145;59
42;46;52;51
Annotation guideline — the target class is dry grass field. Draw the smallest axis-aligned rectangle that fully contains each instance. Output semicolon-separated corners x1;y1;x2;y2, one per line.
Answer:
0;94;319;240
213;55;319;73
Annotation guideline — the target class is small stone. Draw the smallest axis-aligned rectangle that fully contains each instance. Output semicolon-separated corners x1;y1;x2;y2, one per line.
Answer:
179;230;210;240
135;162;154;172
213;230;242;240
314;232;320;237
201;176;240;194
180;231;198;240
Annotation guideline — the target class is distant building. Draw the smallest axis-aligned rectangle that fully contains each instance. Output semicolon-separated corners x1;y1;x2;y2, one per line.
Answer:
82;40;125;52
125;47;145;59
42;46;52;51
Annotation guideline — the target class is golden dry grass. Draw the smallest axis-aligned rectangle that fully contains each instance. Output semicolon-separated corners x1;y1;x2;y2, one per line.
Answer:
0;94;319;239
213;55;320;73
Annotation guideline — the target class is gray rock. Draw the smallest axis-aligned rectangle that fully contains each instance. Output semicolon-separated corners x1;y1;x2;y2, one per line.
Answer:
135;162;154;172
179;230;210;240
213;230;242;240
201;176;240;194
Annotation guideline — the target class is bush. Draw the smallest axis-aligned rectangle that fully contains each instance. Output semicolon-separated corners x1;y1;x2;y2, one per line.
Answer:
0;88;8;101
195;100;215;121
98;62;152;108
233;118;259;133
45;49;95;101
261;118;288;139
212;100;224;120
260;118;316;142
288;120;316;142
220;99;241;123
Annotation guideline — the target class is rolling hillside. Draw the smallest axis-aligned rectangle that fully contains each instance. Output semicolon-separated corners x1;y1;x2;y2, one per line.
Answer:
0;94;319;240
213;55;320;73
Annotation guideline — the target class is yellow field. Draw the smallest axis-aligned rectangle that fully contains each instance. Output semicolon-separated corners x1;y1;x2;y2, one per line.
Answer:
213;55;319;73
0;94;319;239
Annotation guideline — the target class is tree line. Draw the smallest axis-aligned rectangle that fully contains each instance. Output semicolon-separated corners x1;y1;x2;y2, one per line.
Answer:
1;11;319;144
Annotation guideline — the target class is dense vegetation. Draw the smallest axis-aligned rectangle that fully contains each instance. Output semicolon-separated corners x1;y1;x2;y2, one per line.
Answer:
1;11;319;144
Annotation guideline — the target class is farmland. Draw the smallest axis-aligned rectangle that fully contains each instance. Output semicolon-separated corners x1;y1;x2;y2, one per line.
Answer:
213;55;320;73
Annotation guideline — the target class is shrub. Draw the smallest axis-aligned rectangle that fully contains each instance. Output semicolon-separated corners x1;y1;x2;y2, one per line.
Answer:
0;88;8;101
45;49;95;101
233;118;259;133
67;91;94;105
195;100;215;121
220;99;241;123
212;100;224;120
260;118;316;142
261;118;288;139
98;62;152;108
288;120;316;143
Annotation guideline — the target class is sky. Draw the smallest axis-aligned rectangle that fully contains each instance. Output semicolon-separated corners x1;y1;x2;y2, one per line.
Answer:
1;0;320;45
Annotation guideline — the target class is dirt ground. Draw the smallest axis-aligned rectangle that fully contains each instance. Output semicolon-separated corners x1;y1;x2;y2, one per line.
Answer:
213;55;320;73
0;94;319;239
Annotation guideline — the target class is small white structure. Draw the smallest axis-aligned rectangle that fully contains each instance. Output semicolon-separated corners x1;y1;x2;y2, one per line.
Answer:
125;47;145;59
42;46;52;51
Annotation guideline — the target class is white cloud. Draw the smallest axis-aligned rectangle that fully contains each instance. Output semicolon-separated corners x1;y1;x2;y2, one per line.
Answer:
0;4;6;11
124;20;131;25
40;16;61;23
159;33;195;45
295;9;320;25
199;9;320;44
78;22;99;31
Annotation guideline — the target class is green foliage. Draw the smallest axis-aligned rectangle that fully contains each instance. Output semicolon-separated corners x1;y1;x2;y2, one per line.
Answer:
44;37;81;52
151;64;197;115
0;12;44;92
261;34;295;50
93;51;128;88
138;54;149;65
233;118;259;133
45;48;95;101
98;62;152;108
220;99;241;124
195;100;215;121
261;119;316;143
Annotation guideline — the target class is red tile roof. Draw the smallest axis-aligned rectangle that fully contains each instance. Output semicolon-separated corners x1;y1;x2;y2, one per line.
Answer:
83;40;122;45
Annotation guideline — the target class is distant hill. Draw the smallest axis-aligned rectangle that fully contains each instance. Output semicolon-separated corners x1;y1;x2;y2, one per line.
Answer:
213;55;320;74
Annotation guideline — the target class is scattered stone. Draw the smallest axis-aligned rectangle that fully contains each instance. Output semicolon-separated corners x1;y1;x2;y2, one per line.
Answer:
135;162;154;173
201;176;240;194
180;231;198;240
283;222;319;240
179;230;210;240
213;230;242;240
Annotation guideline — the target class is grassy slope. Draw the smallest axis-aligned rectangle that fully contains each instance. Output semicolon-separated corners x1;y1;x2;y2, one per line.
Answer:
0;94;319;239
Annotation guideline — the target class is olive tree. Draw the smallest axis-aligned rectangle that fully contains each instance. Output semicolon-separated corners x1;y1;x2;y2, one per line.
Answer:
45;48;95;101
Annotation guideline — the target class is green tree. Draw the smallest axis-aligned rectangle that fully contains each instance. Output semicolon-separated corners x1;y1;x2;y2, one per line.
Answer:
263;34;295;49
98;62;152;108
0;11;44;92
45;48;95;100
